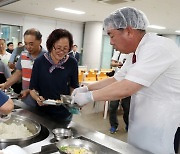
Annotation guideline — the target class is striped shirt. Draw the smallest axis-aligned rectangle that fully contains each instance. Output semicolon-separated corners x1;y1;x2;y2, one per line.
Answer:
16;48;47;90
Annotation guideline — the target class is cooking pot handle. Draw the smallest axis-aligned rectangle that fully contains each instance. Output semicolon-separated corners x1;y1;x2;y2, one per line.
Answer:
0;113;11;122
35;144;59;154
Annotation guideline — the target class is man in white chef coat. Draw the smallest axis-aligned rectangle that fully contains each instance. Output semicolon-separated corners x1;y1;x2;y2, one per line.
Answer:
72;7;180;154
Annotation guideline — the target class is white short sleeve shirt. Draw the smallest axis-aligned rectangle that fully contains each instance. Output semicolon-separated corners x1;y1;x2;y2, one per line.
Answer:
0;52;11;65
111;50;128;63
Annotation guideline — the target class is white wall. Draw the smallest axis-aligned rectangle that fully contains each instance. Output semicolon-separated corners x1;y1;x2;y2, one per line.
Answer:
0;11;24;26
0;11;84;50
162;34;180;48
82;21;103;70
163;34;177;42
56;20;84;53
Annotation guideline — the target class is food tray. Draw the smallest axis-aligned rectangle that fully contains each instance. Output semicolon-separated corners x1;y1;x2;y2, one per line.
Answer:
43;95;80;112
43;100;63;106
43;95;72;106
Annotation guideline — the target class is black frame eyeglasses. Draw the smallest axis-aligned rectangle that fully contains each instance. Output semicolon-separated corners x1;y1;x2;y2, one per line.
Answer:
53;45;69;53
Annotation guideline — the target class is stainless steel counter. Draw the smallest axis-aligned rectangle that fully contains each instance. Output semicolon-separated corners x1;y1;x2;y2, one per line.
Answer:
12;100;151;154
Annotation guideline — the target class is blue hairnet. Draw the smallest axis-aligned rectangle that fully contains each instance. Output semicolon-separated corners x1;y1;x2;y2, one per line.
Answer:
103;7;149;31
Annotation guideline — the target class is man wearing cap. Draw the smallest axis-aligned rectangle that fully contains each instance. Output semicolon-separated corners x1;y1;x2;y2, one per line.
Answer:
72;7;180;154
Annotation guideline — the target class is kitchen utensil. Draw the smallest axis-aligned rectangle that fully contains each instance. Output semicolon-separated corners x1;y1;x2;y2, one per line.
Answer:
60;95;81;114
52;128;72;141
60;95;80;107
0;114;11;122
60;95;72;104
56;138;100;154
42;99;62;105
4;88;19;99
42;95;80;114
42;95;76;106
0;114;41;142
32;144;59;154
42;95;71;106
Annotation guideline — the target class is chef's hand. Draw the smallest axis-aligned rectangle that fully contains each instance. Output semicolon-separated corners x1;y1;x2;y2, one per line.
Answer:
74;91;94;106
71;86;89;97
1;145;28;154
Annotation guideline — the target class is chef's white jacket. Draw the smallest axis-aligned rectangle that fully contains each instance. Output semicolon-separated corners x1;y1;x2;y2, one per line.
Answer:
114;33;180;154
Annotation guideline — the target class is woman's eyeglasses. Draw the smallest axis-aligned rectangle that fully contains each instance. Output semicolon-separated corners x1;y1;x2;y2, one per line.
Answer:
53;46;69;53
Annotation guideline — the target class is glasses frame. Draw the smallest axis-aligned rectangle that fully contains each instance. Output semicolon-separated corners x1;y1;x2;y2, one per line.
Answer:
53;45;69;53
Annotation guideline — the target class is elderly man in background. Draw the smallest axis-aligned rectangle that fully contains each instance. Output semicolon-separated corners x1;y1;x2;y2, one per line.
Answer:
0;28;46;107
72;7;180;154
0;39;11;66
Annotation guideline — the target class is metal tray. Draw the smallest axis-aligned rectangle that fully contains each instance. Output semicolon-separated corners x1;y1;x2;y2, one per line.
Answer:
56;138;100;154
6;93;20;99
43;100;63;106
43;95;80;108
4;88;20;99
42;95;72;106
77;136;120;154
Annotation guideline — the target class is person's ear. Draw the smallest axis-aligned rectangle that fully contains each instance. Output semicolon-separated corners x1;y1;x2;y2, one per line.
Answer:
39;39;42;44
126;27;134;39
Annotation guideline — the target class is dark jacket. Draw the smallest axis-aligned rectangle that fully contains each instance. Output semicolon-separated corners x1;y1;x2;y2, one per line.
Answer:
68;51;80;62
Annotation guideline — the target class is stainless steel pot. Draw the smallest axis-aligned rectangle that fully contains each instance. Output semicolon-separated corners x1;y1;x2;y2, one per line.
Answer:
56;138;100;154
52;128;72;141
0;114;41;142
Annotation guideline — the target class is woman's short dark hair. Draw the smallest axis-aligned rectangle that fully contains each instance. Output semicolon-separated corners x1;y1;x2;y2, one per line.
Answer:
46;29;73;52
24;28;42;40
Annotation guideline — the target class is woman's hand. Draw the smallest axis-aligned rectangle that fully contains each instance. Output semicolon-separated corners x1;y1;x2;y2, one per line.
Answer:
36;96;45;106
30;89;45;106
